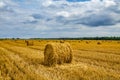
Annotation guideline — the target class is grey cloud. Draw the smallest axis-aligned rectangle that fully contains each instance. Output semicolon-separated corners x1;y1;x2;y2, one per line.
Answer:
55;14;119;27
1;0;120;38
75;14;116;27
22;20;38;24
32;14;44;19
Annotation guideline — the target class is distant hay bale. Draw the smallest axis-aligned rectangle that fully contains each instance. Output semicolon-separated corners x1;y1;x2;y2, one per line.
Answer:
44;42;73;66
25;40;33;46
56;41;58;42
97;42;101;45
60;40;65;43
86;41;89;44
117;41;120;44
46;41;49;42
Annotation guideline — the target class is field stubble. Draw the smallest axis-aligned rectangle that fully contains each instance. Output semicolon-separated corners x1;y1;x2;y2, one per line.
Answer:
0;40;120;80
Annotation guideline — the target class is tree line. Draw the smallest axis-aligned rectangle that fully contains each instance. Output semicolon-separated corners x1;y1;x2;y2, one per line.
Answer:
30;37;120;40
0;37;120;40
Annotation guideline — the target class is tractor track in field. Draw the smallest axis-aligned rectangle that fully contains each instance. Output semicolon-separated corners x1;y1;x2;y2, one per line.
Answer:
74;53;120;64
74;56;120;74
73;50;120;73
1;41;44;51
74;50;120;64
78;49;120;55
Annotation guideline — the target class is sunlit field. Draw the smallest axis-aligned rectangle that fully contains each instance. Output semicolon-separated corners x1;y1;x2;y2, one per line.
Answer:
0;40;120;80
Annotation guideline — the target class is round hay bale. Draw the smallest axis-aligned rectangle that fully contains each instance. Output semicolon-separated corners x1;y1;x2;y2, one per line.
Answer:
44;43;73;66
97;42;101;45
25;40;33;46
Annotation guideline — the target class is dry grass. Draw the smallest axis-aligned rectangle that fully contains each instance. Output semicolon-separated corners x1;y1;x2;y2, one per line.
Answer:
0;40;120;80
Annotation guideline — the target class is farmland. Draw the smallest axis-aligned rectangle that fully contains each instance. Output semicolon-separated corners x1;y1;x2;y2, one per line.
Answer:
0;40;120;80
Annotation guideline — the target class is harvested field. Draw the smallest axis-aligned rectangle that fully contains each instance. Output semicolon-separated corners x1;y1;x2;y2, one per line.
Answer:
0;40;120;80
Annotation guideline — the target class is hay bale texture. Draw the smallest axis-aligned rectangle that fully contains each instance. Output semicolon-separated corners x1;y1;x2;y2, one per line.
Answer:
44;42;73;66
25;40;33;46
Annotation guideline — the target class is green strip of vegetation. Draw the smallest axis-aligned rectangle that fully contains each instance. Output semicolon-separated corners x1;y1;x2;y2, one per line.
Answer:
0;37;120;40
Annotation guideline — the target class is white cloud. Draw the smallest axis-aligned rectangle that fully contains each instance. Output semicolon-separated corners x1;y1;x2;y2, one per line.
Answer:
42;0;53;7
57;11;70;17
0;1;5;8
103;0;116;7
35;25;51;31
0;0;120;38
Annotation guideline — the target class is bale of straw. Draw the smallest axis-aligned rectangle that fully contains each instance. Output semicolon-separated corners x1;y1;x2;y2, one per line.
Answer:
25;40;33;46
44;42;73;66
60;40;65;43
97;42;101;45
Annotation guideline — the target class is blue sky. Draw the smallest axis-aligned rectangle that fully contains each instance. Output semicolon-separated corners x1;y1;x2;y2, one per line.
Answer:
0;0;120;38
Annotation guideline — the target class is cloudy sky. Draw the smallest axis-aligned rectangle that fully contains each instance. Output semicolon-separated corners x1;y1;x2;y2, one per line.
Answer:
0;0;120;38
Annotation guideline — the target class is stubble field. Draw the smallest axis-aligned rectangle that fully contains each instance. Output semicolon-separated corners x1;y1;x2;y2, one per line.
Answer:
0;40;120;80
